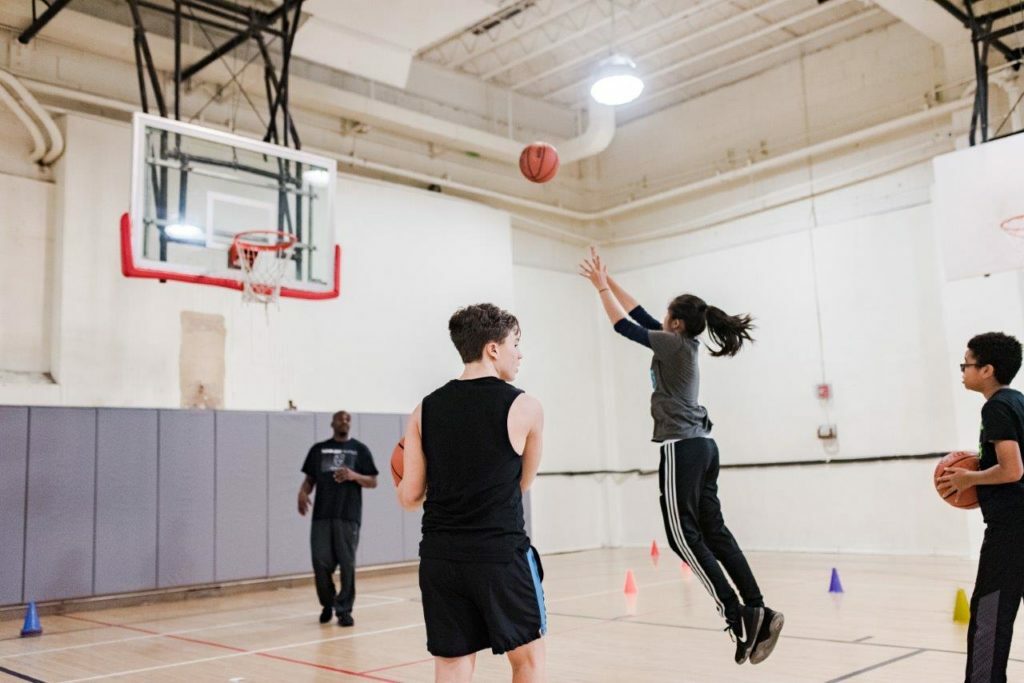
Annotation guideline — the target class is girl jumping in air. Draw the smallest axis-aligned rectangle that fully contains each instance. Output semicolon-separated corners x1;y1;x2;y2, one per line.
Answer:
579;247;783;666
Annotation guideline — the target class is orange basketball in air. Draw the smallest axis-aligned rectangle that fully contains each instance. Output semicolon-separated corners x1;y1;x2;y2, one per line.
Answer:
934;451;980;509
519;142;559;183
390;439;404;487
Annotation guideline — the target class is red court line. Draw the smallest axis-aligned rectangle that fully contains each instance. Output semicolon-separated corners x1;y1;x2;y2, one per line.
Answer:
359;656;434;674
64;615;398;681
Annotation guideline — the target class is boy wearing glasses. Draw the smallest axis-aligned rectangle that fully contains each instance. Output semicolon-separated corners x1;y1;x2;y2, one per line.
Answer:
938;332;1024;683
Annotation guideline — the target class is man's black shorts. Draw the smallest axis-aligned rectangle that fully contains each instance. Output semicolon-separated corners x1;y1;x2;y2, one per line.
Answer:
419;546;547;657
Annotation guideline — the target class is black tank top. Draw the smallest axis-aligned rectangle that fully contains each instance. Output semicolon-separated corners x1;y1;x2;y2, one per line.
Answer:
419;376;529;562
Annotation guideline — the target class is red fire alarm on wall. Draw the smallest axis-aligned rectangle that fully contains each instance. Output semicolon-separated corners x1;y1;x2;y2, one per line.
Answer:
817;383;831;400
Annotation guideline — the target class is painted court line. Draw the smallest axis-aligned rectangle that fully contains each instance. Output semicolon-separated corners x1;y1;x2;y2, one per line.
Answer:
825;649;926;682
3;597;402;660
547;576;684;603
0;665;47;683
59;622;424;683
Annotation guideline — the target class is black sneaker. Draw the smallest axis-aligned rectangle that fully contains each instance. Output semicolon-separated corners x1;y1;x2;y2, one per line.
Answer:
319;607;332;624
749;607;784;665
337;613;354;627
726;605;764;665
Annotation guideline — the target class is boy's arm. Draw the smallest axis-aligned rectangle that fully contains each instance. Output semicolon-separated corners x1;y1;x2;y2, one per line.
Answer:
397;404;427;510
970;441;1024;485
939;441;1024;493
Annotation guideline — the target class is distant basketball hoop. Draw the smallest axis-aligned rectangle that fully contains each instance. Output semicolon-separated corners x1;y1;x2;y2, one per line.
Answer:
1000;215;1024;238
231;231;297;305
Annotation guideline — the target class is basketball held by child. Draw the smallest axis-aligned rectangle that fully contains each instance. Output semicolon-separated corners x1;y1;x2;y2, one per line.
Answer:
391;438;404;486
934;451;980;509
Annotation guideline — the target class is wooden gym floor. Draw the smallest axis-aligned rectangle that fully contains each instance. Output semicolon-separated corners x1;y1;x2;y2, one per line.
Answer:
1;548;1018;682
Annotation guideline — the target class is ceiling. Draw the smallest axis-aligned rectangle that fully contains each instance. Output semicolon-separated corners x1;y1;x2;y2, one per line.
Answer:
417;0;895;121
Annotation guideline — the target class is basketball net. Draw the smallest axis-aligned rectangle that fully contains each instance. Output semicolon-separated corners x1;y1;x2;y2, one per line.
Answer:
231;231;297;305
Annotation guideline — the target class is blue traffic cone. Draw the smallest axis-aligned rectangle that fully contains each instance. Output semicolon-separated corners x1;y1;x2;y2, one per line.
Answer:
20;601;41;637
828;568;844;594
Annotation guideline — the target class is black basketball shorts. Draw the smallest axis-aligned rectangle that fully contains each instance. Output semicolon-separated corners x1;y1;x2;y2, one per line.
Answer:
419;546;547;657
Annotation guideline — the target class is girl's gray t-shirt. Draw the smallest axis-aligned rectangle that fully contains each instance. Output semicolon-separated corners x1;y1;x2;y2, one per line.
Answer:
648;331;712;442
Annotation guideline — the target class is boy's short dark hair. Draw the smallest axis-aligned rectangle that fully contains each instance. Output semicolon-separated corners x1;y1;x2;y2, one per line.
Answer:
448;304;520;363
968;332;1023;385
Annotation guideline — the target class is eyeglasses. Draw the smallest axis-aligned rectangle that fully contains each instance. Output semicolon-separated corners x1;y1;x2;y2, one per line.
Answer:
960;363;983;372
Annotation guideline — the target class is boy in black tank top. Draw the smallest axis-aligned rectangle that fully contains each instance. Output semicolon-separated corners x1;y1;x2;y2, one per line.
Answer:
398;303;547;683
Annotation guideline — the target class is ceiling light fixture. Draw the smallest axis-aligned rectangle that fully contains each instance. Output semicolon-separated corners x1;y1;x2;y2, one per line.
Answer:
590;54;644;105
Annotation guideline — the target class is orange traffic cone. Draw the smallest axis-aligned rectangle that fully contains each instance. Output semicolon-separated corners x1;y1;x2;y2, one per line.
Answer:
624;569;639;595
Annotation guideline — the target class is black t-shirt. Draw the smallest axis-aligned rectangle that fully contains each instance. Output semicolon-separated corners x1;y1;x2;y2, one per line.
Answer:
301;438;378;522
977;388;1024;522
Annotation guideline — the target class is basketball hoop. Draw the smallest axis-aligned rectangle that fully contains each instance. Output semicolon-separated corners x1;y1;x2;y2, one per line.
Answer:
230;230;297;304
1000;215;1024;238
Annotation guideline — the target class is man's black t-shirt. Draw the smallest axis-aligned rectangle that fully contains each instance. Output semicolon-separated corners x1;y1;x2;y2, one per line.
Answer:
978;388;1024;522
301;438;378;522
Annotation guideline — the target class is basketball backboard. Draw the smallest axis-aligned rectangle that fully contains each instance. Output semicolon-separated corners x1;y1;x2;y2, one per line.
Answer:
121;113;340;299
934;132;1024;282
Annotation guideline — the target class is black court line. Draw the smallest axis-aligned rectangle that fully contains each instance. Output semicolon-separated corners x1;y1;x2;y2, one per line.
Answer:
538;451;948;476
553;612;997;658
825;649;925;682
0;665;47;683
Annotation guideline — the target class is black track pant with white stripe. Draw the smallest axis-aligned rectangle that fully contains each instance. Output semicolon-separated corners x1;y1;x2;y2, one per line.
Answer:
965;521;1024;683
658;437;763;621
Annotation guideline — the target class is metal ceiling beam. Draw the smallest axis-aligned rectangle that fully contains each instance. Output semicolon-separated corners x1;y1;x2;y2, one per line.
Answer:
18;0;76;44
447;0;592;70
486;0;733;85
181;0;302;80
537;0;793;99
488;0;653;84
615;8;881;112
932;0;1020;63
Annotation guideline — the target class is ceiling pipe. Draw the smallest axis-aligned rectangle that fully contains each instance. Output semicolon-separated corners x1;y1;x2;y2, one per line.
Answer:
309;83;616;164
21;78;972;224
0;70;64;164
0;83;46;163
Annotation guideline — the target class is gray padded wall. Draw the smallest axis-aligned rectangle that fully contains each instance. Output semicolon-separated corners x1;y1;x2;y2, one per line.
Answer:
24;408;96;601
1;408;432;606
354;414;403;566
0;407;28;605
315;412;335;442
268;412;316;575
95;409;158;594
215;411;269;581
158;410;215;587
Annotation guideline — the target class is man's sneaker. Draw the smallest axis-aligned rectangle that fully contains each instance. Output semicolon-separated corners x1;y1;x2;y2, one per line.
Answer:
726;605;764;665
319;607;332;624
749;607;784;665
337;613;354;627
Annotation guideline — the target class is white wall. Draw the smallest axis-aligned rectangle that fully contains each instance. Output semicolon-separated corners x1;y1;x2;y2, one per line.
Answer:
21;113;517;413
0;113;613;554
0;173;53;376
597;171;1024;557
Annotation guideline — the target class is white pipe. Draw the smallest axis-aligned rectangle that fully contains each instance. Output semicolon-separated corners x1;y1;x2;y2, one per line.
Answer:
0;70;64;164
9;77;64;164
20;78;972;224
588;97;972;219
308;81;616;164
0;84;46;163
601;136;948;246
